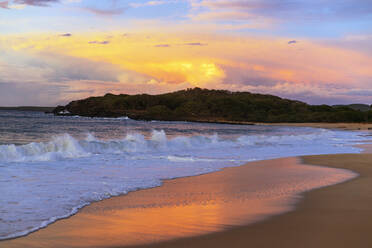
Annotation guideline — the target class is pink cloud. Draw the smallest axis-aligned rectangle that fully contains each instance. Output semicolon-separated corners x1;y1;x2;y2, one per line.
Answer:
82;6;125;16
0;1;9;8
14;0;59;6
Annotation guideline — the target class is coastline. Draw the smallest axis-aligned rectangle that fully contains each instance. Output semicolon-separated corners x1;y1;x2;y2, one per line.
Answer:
257;122;372;131
205;121;372;131
2;153;369;248
174;121;372;131
53;114;372;131
134;153;372;248
193;120;372;131
202;121;372;131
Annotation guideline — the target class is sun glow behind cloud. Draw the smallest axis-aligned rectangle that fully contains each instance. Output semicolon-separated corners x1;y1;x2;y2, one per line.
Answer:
2;30;372;105
0;0;372;105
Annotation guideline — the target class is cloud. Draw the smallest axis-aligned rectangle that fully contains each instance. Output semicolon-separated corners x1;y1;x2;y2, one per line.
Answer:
154;43;207;47
0;81;66;106
0;48;124;84
345;90;372;97
129;0;182;8
83;6;125;16
324;35;372;56
13;0;59;6
194;0;294;12
3;0;125;15
60;33;72;37
3;32;372;105
0;46;157;105
184;42;207;46
190;0;295;21
130;1;168;8
190;0;372;22
39;54;123;82
154;44;171;47
220;64;278;87
0;0;59;9
0;1;9;8
88;40;110;45
212;80;372;105
288;40;297;44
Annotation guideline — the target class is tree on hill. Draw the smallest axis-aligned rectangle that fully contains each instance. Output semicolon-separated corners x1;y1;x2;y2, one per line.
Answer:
53;88;372;123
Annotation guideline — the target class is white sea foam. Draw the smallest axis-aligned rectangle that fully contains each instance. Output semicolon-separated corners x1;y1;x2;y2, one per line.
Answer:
0;127;369;241
0;129;361;163
0;134;88;162
0;131;239;163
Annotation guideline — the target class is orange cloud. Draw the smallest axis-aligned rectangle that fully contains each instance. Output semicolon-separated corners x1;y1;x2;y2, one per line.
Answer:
2;31;372;104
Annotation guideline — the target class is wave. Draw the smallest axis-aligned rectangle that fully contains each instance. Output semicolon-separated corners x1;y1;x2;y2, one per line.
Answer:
0;134;87;162
55;115;131;120
0;131;220;162
0;129;354;163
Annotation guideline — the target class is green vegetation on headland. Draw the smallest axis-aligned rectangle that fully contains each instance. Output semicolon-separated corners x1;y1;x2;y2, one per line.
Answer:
0;106;55;112
53;88;372;123
332;104;372;112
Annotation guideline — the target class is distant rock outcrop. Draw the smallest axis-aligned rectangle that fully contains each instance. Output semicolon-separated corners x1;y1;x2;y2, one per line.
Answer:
53;88;372;123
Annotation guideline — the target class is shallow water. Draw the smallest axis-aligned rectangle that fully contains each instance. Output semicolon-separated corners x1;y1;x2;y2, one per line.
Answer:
1;158;358;248
0;110;370;240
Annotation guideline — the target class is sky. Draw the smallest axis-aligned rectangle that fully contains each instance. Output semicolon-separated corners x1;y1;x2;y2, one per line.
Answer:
0;0;371;106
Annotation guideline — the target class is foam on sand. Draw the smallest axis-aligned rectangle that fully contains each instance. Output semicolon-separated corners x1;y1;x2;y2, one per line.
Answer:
1;157;358;247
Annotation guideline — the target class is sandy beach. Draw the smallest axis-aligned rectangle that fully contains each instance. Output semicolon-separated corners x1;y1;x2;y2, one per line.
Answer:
2;151;372;248
199;121;372;131
137;153;372;248
191;122;372;131
259;122;372;131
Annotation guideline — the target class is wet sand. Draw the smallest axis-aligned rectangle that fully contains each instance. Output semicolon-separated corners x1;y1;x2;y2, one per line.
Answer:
3;153;370;248
258;122;372;131
199;121;372;131
136;153;372;248
357;144;372;153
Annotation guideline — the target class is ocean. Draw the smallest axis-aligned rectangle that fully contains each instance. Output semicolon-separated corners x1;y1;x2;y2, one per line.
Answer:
0;110;370;240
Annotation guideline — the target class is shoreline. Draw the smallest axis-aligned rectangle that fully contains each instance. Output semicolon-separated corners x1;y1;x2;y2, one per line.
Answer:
51;111;372;131
54;113;372;131
194;121;372;131
134;153;372;248
1;154;366;248
257;122;372;131
6;108;372;130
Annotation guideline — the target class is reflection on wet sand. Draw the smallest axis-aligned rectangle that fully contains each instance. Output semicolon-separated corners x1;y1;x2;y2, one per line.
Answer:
2;157;355;248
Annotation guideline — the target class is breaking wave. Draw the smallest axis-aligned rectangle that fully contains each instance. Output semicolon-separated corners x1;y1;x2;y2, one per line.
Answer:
0;129;350;163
